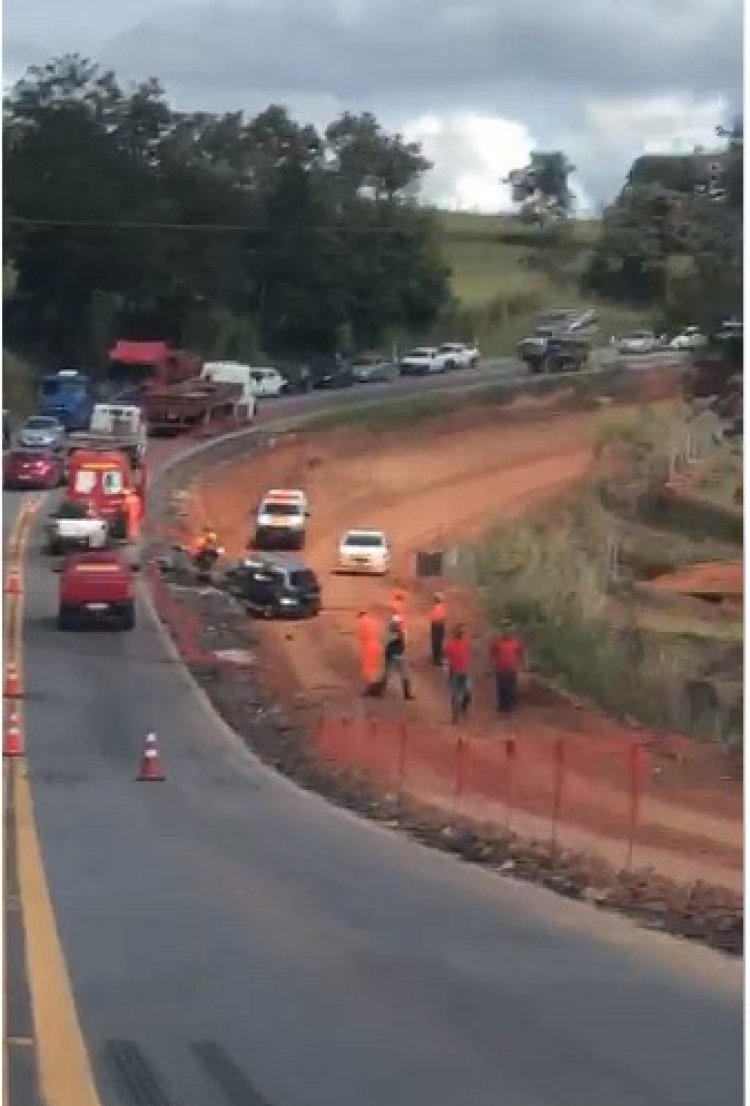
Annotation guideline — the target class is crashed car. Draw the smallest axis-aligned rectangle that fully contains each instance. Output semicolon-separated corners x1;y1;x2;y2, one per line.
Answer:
57;550;136;631
46;498;109;555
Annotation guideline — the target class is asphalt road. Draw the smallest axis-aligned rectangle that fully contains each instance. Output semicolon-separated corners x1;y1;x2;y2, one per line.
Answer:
7;350;742;1106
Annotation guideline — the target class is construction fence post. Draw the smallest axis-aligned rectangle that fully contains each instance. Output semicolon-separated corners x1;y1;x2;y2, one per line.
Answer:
550;738;566;851
625;742;647;871
504;736;517;833
452;735;467;817
396;722;409;800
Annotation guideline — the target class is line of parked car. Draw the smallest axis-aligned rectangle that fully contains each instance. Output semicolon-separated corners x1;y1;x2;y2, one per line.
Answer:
612;326;709;356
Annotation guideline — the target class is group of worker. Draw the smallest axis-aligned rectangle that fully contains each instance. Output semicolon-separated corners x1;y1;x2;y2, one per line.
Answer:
357;590;524;723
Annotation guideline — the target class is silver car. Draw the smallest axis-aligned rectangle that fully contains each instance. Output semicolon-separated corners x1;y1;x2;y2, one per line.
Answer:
617;331;657;356
17;415;65;451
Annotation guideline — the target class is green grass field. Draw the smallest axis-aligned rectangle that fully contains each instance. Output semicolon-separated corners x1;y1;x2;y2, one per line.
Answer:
434;212;649;355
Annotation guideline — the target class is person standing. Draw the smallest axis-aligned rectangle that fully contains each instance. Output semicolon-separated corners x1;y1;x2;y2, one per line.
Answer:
444;624;471;724
378;614;414;700
357;610;382;696
488;621;524;715
428;592;447;666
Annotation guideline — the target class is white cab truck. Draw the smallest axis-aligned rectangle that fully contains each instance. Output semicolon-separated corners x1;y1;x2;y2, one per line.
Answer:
252;489;309;550
201;361;286;400
436;342;480;369
67;404;148;467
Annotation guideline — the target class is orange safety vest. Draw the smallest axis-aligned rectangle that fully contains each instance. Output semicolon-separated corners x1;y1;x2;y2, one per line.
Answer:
125;491;141;539
357;613;379;647
361;636;382;682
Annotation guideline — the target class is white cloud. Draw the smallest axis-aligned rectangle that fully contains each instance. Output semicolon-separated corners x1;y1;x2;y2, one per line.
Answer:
403;112;534;213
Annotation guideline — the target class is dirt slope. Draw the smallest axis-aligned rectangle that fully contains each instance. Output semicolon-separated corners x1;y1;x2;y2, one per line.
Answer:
184;400;743;890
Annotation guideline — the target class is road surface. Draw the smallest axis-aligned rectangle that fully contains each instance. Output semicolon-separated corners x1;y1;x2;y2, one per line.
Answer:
4;355;742;1106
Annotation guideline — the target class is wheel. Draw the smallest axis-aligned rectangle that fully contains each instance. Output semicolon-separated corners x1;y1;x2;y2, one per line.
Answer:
48;538;62;555
109;513;128;541
119;602;135;631
57;605;76;631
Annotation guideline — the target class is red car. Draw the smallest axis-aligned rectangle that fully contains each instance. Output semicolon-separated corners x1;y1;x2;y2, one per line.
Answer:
3;447;66;489
57;550;136;631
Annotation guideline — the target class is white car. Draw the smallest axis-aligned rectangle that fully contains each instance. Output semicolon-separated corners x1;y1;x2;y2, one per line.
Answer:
337;529;390;575
46;500;109;555
670;327;707;351
399;347;448;375
436;342;480;370
617;331;657;355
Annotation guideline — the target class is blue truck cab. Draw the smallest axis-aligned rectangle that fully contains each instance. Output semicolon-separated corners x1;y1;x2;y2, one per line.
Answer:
37;369;94;431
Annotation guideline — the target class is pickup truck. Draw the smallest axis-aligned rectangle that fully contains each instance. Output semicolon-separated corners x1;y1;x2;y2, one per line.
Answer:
46;499;109;555
57;550;136;630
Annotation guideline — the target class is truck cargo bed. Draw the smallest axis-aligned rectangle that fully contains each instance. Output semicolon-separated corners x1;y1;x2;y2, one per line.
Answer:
142;378;249;435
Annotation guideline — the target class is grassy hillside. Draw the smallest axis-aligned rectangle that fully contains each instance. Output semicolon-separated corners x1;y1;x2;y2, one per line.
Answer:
434;212;648;355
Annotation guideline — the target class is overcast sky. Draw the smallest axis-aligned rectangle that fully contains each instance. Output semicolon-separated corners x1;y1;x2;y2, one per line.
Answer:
4;0;743;212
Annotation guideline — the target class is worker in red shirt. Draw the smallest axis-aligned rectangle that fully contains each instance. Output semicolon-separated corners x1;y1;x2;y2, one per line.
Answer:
444;623;471;724
428;592;447;666
488;621;524;715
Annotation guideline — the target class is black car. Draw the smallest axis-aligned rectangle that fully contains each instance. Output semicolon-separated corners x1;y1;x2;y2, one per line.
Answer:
224;555;321;619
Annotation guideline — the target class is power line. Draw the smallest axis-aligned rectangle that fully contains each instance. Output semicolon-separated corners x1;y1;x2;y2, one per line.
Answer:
6;214;423;234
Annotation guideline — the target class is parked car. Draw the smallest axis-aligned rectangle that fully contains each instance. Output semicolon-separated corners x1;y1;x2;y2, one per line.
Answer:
312;365;355;390
350;355;400;384
224;554;321;619
616;331;658;355
670;326;708;351
3;447;66;490
17;414;66;451
399;347;449;375
436;342;480;369
337;529;391;575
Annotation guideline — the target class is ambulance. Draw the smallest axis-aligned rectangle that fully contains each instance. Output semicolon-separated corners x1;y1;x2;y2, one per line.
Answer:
252;489;309;550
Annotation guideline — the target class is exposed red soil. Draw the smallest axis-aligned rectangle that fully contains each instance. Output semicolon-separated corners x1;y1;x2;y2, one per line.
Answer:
181;397;743;891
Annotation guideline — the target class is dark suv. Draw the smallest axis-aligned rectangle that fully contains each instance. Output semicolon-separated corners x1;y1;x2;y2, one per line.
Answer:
224;555;321;619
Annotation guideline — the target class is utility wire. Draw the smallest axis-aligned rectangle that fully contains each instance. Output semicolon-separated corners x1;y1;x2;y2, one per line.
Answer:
6;215;424;233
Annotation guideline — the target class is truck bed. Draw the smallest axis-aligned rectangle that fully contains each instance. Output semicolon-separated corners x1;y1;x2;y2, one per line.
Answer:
142;378;247;434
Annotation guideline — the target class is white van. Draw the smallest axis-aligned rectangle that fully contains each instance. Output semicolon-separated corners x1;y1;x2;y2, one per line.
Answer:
201;362;288;399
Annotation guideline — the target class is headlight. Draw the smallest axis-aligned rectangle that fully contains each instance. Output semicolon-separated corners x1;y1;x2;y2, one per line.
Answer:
279;597;296;606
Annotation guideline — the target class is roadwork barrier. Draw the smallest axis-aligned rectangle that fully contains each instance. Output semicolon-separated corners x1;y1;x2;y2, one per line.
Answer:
312;715;741;887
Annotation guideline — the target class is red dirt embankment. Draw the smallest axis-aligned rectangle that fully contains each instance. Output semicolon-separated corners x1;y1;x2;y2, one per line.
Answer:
184;394;743;891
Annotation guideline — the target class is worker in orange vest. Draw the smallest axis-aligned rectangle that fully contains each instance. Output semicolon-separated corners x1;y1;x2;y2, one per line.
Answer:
124;488;142;541
429;592;447;666
357;610;383;696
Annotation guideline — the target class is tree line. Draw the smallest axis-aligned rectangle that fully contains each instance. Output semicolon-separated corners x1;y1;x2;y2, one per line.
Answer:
4;55;451;366
507;123;743;332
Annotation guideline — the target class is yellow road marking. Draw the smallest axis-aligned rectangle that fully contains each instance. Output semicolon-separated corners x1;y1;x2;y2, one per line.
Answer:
4;499;102;1106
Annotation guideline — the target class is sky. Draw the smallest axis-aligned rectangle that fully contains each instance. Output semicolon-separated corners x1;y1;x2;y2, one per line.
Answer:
3;0;743;213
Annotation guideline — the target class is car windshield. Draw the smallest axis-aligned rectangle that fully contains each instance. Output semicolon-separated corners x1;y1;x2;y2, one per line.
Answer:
73;469;124;495
407;348;432;357
344;533;384;548
264;502;300;516
25;417;58;429
623;332;651;340
40;380;84;396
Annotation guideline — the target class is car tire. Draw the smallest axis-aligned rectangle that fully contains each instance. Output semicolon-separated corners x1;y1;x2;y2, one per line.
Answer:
120;602;136;631
57;605;76;631
109;513;128;541
48;538;62;556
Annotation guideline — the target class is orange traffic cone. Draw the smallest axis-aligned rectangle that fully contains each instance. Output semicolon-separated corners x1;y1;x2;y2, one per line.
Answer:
4;662;21;699
136;733;165;782
5;569;22;596
3;710;24;758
